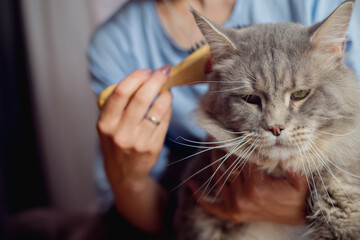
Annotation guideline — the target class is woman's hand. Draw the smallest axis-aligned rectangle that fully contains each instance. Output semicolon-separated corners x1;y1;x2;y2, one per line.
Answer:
96;65;173;233
188;150;308;226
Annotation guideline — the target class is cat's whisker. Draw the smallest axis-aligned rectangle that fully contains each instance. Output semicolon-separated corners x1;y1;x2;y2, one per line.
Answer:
238;72;256;83
292;137;314;203
199;141;246;201
326;159;360;179
200;136;255;200
169;154;225;194
169;138;218;149
211;137;260;202
169;134;249;150
221;139;259;187
306;136;355;204
314;126;358;137
300;141;327;202
230;137;262;181
215;54;256;82
176;135;248;145
196;155;232;200
307;136;360;179
316;116;356;121
207;86;247;93
302;137;350;232
233;56;256;82
294;136;330;226
171;133;254;194
305;142;336;209
308;135;332;151
203;136;255;200
187;80;246;85
222;128;249;135
168;145;222;166
300;140;333;230
168;134;252;166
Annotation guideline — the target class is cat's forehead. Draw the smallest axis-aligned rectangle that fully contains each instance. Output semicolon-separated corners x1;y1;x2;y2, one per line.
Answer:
217;23;312;94
233;23;309;51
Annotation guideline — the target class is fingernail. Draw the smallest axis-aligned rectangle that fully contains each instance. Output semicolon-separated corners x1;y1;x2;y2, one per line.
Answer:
142;68;152;76
159;64;171;75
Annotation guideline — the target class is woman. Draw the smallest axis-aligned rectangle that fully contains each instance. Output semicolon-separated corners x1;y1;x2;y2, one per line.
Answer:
88;0;360;237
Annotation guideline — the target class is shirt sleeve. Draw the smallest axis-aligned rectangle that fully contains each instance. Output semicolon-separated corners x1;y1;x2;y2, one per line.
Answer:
87;24;135;96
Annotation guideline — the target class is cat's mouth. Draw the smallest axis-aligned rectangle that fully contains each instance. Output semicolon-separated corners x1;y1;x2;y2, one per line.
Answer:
261;137;292;149
275;139;285;146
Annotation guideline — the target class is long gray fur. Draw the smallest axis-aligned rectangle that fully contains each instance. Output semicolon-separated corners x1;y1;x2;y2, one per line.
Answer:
174;1;360;239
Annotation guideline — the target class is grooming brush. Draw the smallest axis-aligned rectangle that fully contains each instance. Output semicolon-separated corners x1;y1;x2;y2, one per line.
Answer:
97;43;210;109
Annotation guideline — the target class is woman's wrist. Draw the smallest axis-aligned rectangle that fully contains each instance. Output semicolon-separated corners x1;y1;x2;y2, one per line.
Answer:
113;174;152;195
112;175;168;234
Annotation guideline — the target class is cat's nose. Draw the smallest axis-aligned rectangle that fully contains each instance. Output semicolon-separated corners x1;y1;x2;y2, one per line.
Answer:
267;125;285;136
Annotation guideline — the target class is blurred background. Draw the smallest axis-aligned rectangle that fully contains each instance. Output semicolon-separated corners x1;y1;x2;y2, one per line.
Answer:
0;0;127;239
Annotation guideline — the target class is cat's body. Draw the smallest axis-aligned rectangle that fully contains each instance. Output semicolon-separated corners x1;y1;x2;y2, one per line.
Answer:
174;1;360;239
176;154;360;239
175;151;311;240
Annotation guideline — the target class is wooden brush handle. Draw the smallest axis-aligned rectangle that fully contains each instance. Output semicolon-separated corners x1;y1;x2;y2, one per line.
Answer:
97;44;210;109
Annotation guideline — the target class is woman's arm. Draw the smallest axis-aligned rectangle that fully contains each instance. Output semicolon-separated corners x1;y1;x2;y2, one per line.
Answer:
97;66;173;234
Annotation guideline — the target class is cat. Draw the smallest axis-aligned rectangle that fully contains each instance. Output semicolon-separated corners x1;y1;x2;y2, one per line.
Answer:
174;1;360;239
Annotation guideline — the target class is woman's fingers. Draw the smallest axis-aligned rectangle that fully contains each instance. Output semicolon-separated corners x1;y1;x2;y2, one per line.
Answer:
101;69;152;124
141;90;172;131
150;106;172;144
210;150;245;192
98;65;173;149
113;89;172;154
206;150;246;212
285;170;308;192
187;181;227;217
138;92;173;151
188;180;246;222
99;64;171;135
121;65;171;127
188;157;308;225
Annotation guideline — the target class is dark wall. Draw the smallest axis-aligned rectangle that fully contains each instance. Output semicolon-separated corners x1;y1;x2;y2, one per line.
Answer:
0;0;48;237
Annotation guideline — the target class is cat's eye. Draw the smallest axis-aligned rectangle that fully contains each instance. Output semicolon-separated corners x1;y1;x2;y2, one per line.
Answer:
290;90;311;101
242;95;261;105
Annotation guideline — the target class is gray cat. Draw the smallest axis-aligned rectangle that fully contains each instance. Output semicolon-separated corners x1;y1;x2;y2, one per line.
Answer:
174;1;360;239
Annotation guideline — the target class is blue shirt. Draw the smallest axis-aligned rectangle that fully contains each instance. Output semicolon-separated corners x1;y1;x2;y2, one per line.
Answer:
88;0;360;210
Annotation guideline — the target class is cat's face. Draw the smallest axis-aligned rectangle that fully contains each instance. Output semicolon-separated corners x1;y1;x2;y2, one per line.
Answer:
193;1;359;173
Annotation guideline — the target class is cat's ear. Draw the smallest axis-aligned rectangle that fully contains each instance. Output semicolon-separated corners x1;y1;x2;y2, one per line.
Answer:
309;0;354;56
190;7;236;57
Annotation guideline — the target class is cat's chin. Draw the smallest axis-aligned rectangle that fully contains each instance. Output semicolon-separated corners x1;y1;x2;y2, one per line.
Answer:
254;145;314;175
260;145;299;161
